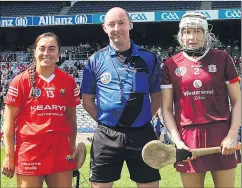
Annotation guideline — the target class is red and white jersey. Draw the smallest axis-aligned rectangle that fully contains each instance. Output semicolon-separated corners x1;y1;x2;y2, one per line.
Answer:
4;67;80;141
161;49;240;128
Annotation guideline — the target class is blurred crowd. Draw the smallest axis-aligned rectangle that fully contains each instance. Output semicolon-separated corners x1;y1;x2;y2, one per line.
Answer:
0;40;241;105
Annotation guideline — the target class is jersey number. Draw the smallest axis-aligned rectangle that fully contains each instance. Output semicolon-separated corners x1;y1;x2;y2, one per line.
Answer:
194;68;200;75
46;91;54;98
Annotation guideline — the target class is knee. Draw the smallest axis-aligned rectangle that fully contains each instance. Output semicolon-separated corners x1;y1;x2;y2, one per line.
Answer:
137;181;159;188
91;182;113;188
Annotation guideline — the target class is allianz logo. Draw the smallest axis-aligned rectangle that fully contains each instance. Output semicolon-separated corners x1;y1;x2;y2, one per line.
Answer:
15;17;28;26
1;17;28;27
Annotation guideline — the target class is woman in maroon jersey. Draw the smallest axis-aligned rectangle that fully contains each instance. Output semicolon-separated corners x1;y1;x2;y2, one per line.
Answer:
161;12;241;188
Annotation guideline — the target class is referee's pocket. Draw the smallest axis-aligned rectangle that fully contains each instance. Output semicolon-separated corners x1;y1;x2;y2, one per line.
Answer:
133;70;149;93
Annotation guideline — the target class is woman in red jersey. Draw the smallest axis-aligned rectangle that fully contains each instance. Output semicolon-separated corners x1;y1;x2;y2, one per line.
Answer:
2;32;80;187
161;12;241;188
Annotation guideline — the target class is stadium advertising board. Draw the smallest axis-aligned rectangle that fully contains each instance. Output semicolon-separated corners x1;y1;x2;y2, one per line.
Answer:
93;12;155;24
155;11;186;21
129;12;155;22
93;14;105;24
186;10;218;20
1;9;241;28
0;14;93;27
219;9;241;19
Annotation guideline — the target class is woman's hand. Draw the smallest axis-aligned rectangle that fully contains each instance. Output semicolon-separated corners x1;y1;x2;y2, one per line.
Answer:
176;141;196;162
221;136;238;155
2;154;15;178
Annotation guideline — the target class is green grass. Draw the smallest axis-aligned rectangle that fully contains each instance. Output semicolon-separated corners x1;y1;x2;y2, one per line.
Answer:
1;145;241;188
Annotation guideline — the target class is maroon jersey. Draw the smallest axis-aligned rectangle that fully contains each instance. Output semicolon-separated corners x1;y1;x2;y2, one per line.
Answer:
161;49;240;128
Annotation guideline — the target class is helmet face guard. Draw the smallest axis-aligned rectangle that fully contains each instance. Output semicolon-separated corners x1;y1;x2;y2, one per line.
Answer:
178;12;209;56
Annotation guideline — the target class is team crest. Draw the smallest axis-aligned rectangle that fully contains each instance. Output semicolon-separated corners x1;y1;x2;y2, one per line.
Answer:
193;80;202;88
100;72;112;84
60;89;66;96
175;67;187;77
208;64;217;72
65;155;73;163
32;87;41;98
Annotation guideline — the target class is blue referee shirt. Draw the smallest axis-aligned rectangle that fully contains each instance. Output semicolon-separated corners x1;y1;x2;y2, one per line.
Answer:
81;41;161;127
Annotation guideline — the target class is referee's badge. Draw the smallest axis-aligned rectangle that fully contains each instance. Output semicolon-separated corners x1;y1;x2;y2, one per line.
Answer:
100;72;112;84
32;87;41;98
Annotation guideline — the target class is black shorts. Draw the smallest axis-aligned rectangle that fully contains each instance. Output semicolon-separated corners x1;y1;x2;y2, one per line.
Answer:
90;122;161;183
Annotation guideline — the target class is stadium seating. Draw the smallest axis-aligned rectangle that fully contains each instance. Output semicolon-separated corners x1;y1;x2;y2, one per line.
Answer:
212;1;241;9
76;104;97;133
0;2;64;17
68;1;201;15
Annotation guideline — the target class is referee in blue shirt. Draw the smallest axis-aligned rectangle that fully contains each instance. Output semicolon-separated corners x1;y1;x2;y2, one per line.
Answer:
81;7;161;188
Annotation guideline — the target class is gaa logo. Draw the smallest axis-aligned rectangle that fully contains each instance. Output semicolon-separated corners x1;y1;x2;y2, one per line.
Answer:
161;12;179;20
15;17;28;27
225;10;241;18
75;15;88;24
200;11;211;19
129;13;147;21
100;15;105;22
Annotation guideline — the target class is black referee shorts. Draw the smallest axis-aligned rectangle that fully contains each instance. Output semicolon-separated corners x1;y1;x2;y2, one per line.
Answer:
89;122;161;183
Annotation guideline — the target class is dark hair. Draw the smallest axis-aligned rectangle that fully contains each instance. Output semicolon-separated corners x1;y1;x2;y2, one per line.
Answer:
29;32;61;97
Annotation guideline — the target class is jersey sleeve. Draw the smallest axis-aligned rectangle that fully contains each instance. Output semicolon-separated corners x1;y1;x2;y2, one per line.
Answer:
68;77;81;107
150;57;161;93
224;52;240;84
4;75;23;107
160;59;173;89
80;58;97;95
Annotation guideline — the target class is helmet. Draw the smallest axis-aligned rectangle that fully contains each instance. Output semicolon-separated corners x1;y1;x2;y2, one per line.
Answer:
179;12;208;31
177;12;209;56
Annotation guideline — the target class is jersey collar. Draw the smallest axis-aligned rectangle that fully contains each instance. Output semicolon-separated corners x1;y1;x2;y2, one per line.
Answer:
108;40;140;57
38;74;55;83
182;48;209;62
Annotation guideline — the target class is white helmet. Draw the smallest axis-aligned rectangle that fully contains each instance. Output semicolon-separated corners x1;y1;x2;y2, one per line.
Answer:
179;12;208;31
177;12;217;56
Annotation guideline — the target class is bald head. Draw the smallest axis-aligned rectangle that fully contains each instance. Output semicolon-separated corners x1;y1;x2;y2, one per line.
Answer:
104;7;130;23
102;6;132;51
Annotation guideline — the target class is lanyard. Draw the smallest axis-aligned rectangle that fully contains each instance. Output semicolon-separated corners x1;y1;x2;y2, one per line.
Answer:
110;56;134;100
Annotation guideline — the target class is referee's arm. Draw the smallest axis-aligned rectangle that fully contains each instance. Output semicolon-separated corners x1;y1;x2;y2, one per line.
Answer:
150;92;161;118
150;56;161;118
82;94;98;121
